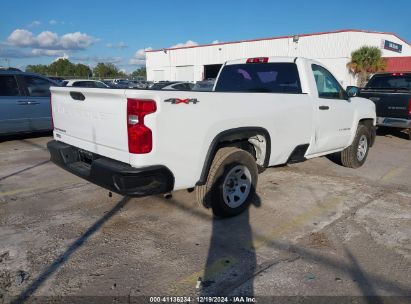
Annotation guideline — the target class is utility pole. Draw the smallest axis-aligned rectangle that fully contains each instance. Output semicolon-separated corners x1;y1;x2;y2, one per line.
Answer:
0;58;10;68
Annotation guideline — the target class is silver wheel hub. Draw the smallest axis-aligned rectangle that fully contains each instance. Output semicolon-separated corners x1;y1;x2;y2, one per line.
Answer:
222;165;252;208
357;135;368;161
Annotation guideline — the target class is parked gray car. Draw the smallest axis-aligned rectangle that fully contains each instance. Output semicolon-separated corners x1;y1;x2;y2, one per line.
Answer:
0;70;59;136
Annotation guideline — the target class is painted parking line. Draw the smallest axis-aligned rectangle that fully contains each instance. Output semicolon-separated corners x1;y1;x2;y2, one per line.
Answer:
0;178;85;198
380;163;411;181
170;256;238;294
169;196;342;294
251;196;342;250
0;160;50;182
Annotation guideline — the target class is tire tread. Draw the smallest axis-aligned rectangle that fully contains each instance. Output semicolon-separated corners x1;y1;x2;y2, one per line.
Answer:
196;147;240;208
340;124;370;168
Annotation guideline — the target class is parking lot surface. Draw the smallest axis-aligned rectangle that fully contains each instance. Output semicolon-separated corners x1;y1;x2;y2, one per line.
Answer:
0;132;410;303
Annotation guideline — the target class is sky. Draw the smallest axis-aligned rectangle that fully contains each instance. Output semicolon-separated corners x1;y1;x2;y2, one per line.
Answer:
1;0;410;73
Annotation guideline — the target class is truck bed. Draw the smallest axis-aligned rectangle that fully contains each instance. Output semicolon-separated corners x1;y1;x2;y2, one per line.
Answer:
50;87;314;189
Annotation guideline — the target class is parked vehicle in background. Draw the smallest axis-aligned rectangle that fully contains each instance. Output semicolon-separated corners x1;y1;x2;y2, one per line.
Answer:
0;70;59;135
128;80;152;89
0;67;22;72
101;80;121;88
150;81;194;90
355;72;411;140
127;80;144;89
193;79;215;91
48;76;65;84
111;79;131;88
48;57;376;217
62;79;109;88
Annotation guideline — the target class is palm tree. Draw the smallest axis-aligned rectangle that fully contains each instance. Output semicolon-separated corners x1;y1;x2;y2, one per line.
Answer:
347;46;386;87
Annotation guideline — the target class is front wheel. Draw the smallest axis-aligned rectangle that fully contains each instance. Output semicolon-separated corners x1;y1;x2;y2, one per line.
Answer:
196;147;258;218
339;124;370;168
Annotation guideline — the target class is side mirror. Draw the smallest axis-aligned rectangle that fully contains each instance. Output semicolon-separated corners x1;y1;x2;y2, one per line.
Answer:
346;86;360;97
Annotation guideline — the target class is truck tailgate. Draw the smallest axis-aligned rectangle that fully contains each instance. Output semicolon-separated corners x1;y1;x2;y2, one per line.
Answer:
51;87;129;163
360;90;410;119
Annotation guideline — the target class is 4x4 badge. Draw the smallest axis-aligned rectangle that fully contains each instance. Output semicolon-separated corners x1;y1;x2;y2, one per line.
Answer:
164;98;200;104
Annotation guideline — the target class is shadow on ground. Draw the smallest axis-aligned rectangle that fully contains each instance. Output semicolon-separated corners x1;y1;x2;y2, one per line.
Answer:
0;131;52;144
164;194;411;299
11;197;130;304
376;127;410;141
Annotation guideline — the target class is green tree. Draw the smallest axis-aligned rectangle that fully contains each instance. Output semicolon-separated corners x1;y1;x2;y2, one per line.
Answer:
131;67;146;79
347;46;386;87
26;64;49;75
75;64;92;77
48;59;76;76
93;62;121;78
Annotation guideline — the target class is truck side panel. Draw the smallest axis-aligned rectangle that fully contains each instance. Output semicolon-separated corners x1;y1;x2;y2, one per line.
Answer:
124;90;315;189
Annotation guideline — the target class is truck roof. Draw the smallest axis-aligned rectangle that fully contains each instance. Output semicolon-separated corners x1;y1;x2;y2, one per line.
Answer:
225;56;300;65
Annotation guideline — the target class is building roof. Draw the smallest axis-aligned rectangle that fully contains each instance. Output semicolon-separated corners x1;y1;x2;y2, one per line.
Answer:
384;57;411;72
147;29;411;53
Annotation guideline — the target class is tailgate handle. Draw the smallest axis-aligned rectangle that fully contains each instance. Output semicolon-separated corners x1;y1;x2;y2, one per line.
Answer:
70;91;86;101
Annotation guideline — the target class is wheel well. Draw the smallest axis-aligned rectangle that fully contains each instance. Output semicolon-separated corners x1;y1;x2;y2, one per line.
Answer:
358;118;376;146
359;118;374;129
196;127;271;185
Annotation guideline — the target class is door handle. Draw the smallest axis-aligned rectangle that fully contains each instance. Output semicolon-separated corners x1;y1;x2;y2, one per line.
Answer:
17;101;29;105
319;105;329;110
26;101;40;105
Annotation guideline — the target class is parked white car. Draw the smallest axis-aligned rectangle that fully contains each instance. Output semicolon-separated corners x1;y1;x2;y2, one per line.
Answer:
48;57;376;217
150;81;194;91
62;79;109;88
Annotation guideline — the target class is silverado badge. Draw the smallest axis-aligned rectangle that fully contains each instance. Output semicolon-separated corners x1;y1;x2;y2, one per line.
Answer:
164;98;200;104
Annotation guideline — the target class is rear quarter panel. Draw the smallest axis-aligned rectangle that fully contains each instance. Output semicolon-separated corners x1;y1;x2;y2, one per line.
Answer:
126;90;315;189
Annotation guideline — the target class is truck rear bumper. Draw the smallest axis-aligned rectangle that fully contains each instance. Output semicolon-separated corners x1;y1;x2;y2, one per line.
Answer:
377;117;411;129
47;140;174;197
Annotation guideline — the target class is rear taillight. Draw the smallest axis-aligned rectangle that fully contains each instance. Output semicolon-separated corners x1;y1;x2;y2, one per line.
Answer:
246;57;269;64
127;98;156;154
50;94;54;129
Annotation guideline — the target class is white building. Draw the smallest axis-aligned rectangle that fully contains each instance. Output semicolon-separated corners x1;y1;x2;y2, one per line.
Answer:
146;29;411;86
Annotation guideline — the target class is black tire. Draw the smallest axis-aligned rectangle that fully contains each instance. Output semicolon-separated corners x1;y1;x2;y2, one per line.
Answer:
196;147;258;218
340;124;370;168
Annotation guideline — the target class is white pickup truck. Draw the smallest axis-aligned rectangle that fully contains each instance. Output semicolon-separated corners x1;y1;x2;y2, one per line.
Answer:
48;57;376;217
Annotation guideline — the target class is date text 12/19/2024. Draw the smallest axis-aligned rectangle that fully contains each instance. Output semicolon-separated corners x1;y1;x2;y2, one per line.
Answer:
149;296;256;303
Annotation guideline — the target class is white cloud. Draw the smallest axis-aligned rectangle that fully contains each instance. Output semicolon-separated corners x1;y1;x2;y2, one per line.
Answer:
169;40;198;49
27;21;41;28
0;46;69;58
49;19;65;25
7;29;36;47
106;41;128;49
59;32;96;49
129;47;152;65
72;55;122;64
53;54;70;62
31;49;67;57
212;40;220;44
7;29;97;50
37;31;59;48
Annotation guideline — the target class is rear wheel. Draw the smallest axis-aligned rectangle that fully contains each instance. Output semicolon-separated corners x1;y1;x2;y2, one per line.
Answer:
340;124;370;168
196;147;258;217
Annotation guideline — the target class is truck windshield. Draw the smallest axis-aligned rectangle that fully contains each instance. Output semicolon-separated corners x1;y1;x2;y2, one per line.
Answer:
214;63;302;93
366;74;411;90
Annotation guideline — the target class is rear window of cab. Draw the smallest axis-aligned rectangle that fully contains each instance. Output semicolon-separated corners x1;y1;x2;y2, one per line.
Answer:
214;63;302;93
